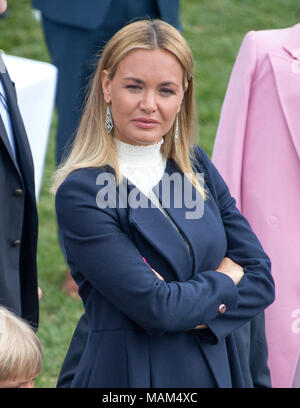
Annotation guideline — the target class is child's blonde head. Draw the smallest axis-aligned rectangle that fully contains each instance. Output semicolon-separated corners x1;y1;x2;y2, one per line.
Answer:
0;306;43;382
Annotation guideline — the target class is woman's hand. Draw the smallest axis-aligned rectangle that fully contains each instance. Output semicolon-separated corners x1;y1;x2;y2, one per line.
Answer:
216;257;244;286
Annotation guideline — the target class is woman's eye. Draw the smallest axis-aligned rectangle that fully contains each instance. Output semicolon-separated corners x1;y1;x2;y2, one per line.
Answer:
126;85;142;91
160;88;175;95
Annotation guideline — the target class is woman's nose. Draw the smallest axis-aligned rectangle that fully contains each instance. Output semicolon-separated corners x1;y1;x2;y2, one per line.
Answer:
140;91;157;113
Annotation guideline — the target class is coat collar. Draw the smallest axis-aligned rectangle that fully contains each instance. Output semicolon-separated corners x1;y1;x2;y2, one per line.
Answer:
268;23;300;161
127;157;207;282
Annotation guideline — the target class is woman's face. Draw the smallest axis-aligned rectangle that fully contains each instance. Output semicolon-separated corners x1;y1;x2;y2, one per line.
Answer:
102;48;185;146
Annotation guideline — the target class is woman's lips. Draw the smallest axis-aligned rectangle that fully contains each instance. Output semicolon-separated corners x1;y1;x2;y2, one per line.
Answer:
132;119;160;129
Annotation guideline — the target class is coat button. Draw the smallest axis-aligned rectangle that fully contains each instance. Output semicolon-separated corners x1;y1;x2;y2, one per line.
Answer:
13;189;23;197
11;240;21;247
218;304;227;314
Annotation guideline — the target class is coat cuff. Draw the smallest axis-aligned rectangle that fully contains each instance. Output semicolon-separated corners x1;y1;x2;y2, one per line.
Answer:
192;271;239;344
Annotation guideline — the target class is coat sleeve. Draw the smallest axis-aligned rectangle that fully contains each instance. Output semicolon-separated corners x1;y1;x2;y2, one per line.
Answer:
55;169;239;337
194;146;275;344
212;30;257;211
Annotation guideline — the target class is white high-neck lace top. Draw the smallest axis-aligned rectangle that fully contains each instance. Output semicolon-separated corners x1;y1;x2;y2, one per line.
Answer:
114;138;167;211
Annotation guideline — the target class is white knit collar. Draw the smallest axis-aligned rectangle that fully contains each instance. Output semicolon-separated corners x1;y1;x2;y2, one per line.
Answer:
115;137;164;167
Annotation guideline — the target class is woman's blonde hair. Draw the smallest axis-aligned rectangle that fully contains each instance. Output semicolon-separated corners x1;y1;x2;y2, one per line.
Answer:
0;306;43;382
52;19;206;199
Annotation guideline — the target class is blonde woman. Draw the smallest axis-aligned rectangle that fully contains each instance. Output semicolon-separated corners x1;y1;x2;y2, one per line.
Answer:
0;306;43;388
54;19;274;388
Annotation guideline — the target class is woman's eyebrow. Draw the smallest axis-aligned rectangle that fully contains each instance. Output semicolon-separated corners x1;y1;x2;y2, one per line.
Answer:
123;77;144;84
123;77;179;88
160;81;179;88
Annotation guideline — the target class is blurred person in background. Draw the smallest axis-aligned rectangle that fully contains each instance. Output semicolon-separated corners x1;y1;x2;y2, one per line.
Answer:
213;23;300;388
0;0;6;14
31;0;181;297
0;0;40;331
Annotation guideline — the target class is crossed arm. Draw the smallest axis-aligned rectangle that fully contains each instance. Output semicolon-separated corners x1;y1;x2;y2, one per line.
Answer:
148;256;244;329
56;166;274;340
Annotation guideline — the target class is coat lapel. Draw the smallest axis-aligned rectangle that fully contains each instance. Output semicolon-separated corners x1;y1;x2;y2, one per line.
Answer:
154;159;209;278
268;23;300;161
128;157;209;282
128;159;193;282
0;110;21;174
0;61;36;201
0;61;22;174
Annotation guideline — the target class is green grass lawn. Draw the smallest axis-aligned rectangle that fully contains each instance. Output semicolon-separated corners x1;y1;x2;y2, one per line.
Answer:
0;0;299;387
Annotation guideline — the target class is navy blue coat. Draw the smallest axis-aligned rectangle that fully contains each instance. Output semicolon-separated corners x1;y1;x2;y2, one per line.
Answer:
55;145;275;388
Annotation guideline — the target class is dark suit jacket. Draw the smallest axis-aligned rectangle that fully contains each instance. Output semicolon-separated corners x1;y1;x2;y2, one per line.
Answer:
0;57;39;329
55;144;274;387
31;0;181;31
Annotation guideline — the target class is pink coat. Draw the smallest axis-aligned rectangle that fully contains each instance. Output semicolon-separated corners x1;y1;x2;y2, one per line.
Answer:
212;23;300;388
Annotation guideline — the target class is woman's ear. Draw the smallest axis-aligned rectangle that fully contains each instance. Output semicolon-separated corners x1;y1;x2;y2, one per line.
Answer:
102;69;112;104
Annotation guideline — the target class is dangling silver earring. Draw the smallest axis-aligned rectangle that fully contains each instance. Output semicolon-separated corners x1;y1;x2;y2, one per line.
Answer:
105;105;114;133
174;115;179;143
